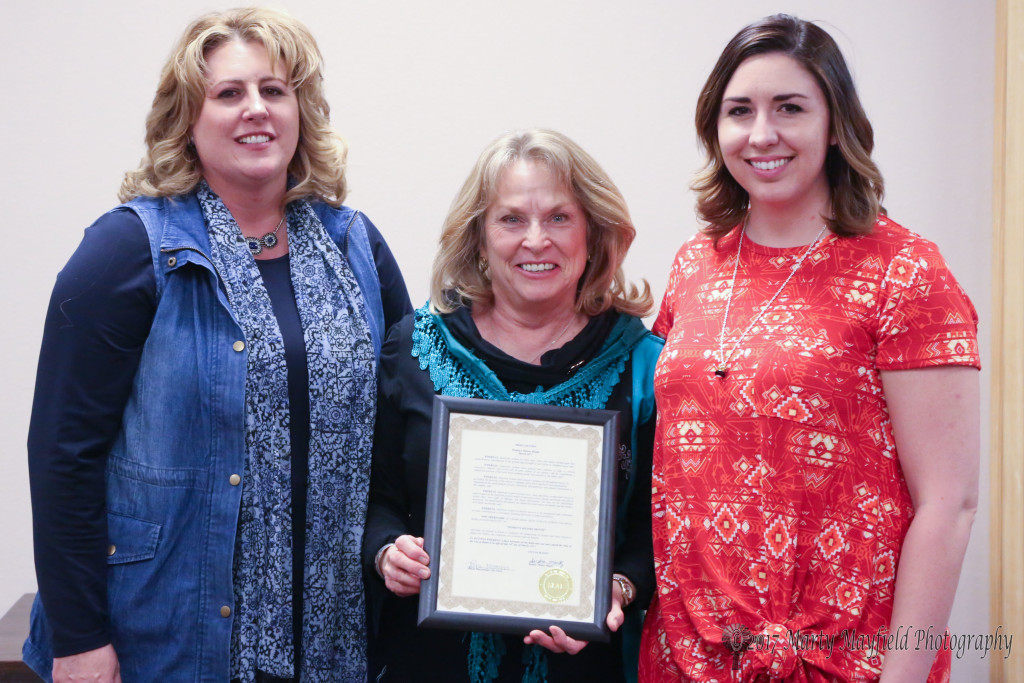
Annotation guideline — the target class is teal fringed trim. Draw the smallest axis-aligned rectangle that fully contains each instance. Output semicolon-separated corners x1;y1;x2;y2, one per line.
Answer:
410;304;647;410
521;644;548;683
411;305;504;399
468;632;506;683
466;633;549;683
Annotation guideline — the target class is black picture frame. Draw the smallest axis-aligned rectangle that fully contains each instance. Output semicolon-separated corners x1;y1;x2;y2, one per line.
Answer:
417;395;619;642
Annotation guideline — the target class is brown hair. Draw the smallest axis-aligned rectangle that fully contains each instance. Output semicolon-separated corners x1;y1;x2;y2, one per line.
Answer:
119;7;347;207
430;129;652;317
693;14;884;239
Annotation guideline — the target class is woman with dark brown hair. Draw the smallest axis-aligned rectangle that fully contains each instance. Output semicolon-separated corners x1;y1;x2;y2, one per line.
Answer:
640;14;979;682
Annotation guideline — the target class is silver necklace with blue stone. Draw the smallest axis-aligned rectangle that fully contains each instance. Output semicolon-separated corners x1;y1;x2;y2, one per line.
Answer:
246;214;286;255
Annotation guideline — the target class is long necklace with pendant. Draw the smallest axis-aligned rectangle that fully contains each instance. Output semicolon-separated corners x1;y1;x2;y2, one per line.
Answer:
245;214;286;256
714;224;829;379
528;314;579;364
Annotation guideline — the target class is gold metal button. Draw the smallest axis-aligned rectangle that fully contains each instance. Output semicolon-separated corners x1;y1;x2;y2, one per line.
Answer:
107;545;116;556
232;341;245;352
220;605;231;618
167;256;177;267
229;474;241;486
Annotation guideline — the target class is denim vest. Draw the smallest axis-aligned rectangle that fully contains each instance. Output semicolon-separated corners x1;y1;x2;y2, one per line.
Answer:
24;192;385;681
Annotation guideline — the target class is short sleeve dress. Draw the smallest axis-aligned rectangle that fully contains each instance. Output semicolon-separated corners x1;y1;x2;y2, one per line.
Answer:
638;216;980;682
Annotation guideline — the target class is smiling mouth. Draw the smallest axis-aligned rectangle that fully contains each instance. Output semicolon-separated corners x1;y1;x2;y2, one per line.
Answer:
238;134;272;144
749;158;790;171
520;263;556;272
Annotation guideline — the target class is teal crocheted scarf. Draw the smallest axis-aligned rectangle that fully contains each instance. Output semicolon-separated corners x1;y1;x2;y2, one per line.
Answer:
411;304;649;683
411;304;648;408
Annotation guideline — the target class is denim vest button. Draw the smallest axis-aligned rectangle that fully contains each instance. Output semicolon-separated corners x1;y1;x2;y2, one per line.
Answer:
232;341;245;352
107;545;116;556
166;256;177;267
229;474;241;486
220;605;231;618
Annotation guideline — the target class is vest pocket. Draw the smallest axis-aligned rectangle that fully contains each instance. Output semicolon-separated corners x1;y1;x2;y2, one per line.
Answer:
106;511;161;565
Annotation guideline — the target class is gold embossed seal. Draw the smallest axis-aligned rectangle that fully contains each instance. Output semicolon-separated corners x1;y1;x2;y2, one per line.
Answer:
538;568;573;603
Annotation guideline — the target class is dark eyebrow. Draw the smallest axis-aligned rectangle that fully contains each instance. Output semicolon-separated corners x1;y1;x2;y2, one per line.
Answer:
721;93;811;104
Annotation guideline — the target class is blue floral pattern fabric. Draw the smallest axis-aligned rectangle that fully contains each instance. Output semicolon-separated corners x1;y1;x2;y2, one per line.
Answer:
199;184;375;682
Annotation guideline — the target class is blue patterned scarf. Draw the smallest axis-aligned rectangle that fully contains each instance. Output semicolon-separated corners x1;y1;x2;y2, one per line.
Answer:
412;304;648;683
199;184;375;682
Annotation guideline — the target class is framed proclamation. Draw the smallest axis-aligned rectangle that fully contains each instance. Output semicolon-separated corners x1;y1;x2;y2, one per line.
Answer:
417;395;619;642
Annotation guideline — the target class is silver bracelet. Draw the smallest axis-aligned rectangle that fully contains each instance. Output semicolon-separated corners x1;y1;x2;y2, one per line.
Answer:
375;542;395;579
612;573;635;608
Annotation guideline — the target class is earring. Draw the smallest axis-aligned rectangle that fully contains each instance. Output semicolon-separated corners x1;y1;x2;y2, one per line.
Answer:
478;256;489;273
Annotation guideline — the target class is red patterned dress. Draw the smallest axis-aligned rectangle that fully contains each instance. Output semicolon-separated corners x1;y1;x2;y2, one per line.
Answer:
639;217;979;682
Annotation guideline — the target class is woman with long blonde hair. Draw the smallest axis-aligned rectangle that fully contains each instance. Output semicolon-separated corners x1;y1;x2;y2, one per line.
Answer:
24;8;410;682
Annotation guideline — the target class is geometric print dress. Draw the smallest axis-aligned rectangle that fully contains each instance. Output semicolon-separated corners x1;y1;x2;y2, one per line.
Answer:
638;216;980;682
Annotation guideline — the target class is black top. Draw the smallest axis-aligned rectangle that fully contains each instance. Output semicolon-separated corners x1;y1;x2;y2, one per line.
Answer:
362;306;655;683
254;254;310;673
28;208;412;657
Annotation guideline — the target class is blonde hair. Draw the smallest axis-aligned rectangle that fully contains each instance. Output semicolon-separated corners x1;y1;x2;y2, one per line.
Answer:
119;7;347;207
430;129;651;317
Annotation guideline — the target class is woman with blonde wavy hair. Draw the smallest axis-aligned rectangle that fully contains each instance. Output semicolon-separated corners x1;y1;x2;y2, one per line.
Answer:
363;129;661;682
24;7;410;682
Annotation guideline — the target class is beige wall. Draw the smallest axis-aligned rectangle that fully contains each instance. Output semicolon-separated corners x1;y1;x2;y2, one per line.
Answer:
991;1;1023;681
0;1;996;678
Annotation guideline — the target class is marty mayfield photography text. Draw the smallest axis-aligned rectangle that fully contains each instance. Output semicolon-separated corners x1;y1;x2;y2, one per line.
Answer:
734;626;1013;661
